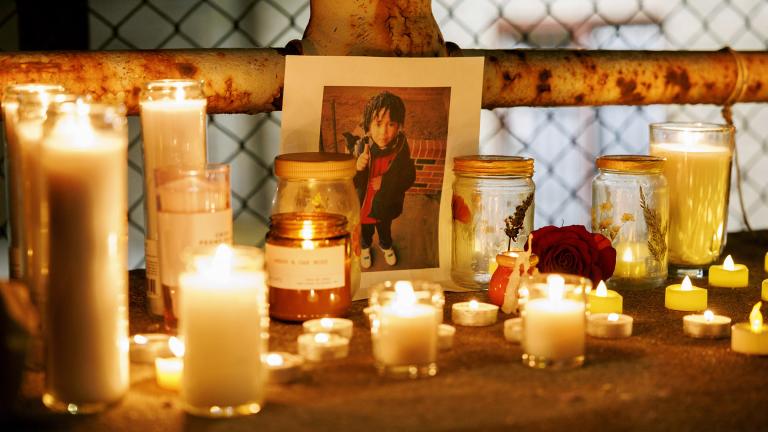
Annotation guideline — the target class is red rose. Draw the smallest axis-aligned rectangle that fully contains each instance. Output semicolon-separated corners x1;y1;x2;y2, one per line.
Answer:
451;195;471;224
526;225;616;286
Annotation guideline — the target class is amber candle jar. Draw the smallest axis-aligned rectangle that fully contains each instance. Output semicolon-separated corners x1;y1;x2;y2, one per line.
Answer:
266;212;351;321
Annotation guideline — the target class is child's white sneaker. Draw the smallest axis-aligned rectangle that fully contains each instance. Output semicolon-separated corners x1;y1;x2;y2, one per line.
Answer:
380;246;397;266
361;248;372;269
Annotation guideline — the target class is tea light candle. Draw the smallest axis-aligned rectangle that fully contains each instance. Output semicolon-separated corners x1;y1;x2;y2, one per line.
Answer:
264;352;303;384
587;313;633;339
731;302;768;355
708;255;749;288
155;336;184;391
613;242;648;278
587;281;623;314
762;279;768;301
130;333;171;363
303;317;354;339
665;276;707;311
683;310;731;339
504;317;522;343
438;324;455;350
297;332;349;362
452;300;498;326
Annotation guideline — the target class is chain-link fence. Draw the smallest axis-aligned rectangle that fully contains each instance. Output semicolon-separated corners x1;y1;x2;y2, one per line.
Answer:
1;0;767;270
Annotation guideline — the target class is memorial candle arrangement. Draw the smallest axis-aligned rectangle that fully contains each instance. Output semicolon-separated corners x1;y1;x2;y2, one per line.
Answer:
41;99;129;414
649;123;733;277
369;281;443;378
156;164;232;331
140;79;207;316
520;274;589;369
178;244;267;417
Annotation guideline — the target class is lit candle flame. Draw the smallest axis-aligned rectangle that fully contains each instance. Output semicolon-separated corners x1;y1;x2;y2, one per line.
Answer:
394;281;417;306
622;247;634;262
265;353;284;367
608;313;619;322
320;318;334;329
723;255;735;271
169;336;185;357
547;274;565;301
133;334;148;345
209;244;233;277
314;333;330;344
704;310;714;322
174;84;185;101
300;220;315;250
469;300;479;310
750;302;763;333
596;281;608;297
681;276;693;291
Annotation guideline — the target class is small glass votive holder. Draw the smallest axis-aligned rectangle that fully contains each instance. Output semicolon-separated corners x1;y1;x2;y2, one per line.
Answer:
519;273;589;370
369;280;444;379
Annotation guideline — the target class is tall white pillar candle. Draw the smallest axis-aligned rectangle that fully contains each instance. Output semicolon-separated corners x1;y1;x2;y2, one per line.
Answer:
140;80;207;316
179;245;267;417
41;100;129;414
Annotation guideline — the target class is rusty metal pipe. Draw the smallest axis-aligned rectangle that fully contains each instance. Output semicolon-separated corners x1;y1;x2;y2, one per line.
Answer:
1;49;767;114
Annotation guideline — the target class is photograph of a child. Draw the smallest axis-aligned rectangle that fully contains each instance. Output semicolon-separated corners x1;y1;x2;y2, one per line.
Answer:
320;87;451;272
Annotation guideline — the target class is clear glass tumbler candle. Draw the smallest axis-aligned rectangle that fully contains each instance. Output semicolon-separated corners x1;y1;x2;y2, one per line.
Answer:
592;155;669;289
649;123;733;277
368;280;444;379
519;273;589;370
179;244;268;417
156;164;232;332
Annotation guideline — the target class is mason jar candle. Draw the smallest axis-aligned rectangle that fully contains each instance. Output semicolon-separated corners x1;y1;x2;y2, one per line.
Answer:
140;79;207;316
649;123;733;277
266;212;351;321
451;156;535;290
592;155;669;289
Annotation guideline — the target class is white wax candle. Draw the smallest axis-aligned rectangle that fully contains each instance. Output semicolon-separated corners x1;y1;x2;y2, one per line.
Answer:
524;298;585;361
140;95;207;315
264;352;303;384
297;332;350;362
683;310;731;339
587;313;633;339
373;284;438;367
504;317;522;343
42;104;129;408
179;245;266;413
451;300;498;327
130;333;172;363
302;317;354;339
438;324;455;350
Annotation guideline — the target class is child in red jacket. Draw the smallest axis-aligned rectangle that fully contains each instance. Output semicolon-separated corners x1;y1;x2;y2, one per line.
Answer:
353;92;416;269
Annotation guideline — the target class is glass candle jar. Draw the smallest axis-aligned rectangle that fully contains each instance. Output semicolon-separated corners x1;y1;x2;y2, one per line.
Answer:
649;123;734;277
156;164;232;332
179;245;267;417
2;83;65;280
592;155;669;289
368;280;444;379
140;79;207;317
519;273;589;370
488;250;539;312
272;152;361;298
451;156;535;290
41;99;129;413
266;212;351;321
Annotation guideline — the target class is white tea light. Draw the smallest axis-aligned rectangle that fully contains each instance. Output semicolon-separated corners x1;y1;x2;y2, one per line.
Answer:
587;313;633;339
264;352;303;384
438;324;455;350
130;333;172;363
683;310;731;339
303;317;354;339
504;318;522;343
297;332;349;362
452;300;498;327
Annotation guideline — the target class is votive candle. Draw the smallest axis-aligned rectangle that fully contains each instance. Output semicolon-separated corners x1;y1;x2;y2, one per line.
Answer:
587;281;623;314
665;276;707;312
708;255;749;288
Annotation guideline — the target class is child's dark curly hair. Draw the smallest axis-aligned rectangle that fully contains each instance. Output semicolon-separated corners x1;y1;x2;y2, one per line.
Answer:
362;91;405;133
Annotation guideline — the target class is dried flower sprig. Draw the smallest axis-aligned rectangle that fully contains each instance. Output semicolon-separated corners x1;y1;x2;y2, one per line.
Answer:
504;193;534;251
640;186;667;264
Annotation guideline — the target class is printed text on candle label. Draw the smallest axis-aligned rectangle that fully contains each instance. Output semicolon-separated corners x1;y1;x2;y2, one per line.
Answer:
266;244;345;289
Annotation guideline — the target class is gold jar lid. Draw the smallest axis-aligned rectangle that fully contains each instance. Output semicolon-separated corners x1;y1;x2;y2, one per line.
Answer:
274;152;356;179
596;155;665;173
496;251;539;268
453;155;534;176
269;212;348;239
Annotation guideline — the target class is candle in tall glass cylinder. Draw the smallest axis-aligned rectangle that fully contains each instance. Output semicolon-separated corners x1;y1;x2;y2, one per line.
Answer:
1;84;65;280
140;80;207;316
179;245;267;417
41;100;129;414
156;164;232;331
649;123;733;277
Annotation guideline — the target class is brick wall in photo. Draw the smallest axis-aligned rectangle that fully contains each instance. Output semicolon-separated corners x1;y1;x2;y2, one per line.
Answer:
408;138;445;196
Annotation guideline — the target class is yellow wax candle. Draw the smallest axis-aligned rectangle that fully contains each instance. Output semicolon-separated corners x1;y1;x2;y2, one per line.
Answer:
587;281;623;314
665;276;707;311
708;255;748;288
762;279;768;302
612;242;647;278
155;337;184;391
731;302;768;355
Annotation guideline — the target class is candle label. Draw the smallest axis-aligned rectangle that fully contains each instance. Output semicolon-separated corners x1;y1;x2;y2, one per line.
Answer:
266;244;345;289
158;209;233;287
145;239;160;296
